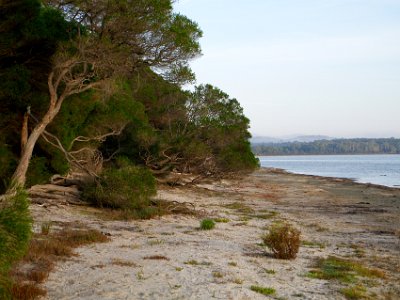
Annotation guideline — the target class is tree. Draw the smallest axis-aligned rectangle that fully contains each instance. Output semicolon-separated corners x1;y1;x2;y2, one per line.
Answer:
6;0;202;190
185;84;259;174
0;0;75;192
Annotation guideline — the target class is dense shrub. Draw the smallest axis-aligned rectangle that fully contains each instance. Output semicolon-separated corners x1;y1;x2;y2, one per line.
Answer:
82;160;157;218
25;156;53;188
262;223;301;259
0;190;32;299
200;218;215;230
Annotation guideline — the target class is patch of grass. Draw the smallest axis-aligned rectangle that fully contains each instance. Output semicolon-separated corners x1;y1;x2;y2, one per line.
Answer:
143;255;170;261
200;218;215;230
233;221;248;226
302;240;325;249
184;260;212;266
160;232;175;236
212;271;224;278
264;268;276;274
254;211;278;220
262;223;301;259
223;202;254;214
184;259;199;265
175;267;183;271
250;285;276;296
147;239;164;246
349;244;366;258
228;261;237;267
213;217;230;223
119;243;141;249
340;285;367;300
40;221;52;235
111;258;137;267
136;269;145;280
307;256;386;284
233;278;243;284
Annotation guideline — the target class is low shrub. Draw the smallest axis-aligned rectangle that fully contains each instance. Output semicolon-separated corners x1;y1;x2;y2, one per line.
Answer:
0;190;32;299
200;218;215;230
262;222;301;259
82;161;157;218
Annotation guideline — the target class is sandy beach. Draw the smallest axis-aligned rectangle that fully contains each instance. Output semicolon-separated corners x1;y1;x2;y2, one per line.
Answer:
29;168;400;299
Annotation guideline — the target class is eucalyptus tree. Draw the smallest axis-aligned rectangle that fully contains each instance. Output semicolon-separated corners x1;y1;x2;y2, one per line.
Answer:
8;0;202;189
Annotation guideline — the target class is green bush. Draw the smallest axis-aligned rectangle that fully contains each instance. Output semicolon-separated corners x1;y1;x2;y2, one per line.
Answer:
0;189;32;299
262;222;301;259
82;161;157;218
200;218;216;230
26;156;53;188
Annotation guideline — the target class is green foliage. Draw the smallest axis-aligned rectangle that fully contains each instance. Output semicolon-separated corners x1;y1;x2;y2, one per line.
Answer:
262;222;301;259
0;144;17;194
340;285;367;300
250;285;276;296
82;159;157;218
200;218;216;230
186;84;259;173
25;156;52;188
213;217;229;223
307;256;385;283
0;190;32;299
0;0;80;187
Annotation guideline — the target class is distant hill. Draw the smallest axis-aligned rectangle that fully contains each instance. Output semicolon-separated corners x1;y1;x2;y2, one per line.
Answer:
251;135;333;144
252;138;400;155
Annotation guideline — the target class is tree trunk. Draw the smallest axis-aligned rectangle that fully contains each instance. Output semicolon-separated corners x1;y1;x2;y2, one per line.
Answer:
21;112;29;156
10;98;61;190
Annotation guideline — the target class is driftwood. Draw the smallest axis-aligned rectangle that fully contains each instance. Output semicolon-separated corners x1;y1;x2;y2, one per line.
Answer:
29;177;85;207
156;172;205;186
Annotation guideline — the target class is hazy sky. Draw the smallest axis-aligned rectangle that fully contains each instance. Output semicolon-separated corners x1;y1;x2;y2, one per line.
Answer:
174;0;400;138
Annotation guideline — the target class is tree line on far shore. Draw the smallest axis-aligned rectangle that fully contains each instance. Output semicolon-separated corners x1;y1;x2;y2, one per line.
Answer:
252;138;400;156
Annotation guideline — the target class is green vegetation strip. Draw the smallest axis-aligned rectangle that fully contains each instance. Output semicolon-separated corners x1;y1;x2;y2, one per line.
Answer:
307;256;386;299
250;285;276;296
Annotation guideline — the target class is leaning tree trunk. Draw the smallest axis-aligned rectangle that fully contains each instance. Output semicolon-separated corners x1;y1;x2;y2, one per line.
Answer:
9;92;64;190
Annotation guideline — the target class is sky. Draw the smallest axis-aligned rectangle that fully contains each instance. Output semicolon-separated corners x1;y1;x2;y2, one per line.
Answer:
173;0;400;138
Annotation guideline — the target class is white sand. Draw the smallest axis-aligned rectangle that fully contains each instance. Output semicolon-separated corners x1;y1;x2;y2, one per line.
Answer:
29;169;399;299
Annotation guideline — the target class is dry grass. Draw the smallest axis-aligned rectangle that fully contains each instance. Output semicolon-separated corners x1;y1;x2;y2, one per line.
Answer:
223;202;254;214
10;224;110;299
11;282;47;300
143;255;170;261
212;271;224;278
111;258;137;267
232;278;243;284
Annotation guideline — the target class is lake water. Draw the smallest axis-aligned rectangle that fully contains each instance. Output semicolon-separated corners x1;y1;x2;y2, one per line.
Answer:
259;154;400;188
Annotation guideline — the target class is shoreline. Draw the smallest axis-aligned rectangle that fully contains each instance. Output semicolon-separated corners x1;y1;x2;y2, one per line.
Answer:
261;167;400;191
28;169;400;299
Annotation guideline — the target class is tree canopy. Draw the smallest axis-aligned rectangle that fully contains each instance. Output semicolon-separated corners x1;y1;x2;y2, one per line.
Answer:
0;0;258;193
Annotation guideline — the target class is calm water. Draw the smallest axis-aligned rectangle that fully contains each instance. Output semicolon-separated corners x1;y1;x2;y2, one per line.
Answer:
259;154;400;188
